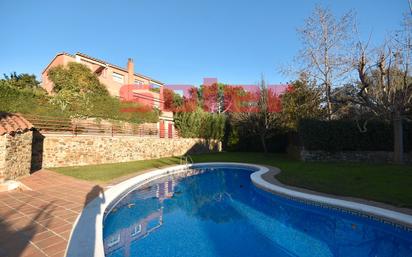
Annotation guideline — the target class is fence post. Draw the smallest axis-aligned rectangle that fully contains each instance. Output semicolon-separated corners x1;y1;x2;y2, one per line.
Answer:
111;125;114;137
72;124;77;136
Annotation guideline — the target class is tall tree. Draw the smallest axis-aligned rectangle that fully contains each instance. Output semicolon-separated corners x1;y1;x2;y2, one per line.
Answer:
199;83;225;113
48;62;108;95
281;77;325;131
232;77;281;153
163;87;183;112
47;62;109;112
296;6;355;119
1;72;40;89
355;16;412;163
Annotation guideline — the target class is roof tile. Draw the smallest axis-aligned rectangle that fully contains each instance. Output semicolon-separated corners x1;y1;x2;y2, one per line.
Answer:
0;113;33;136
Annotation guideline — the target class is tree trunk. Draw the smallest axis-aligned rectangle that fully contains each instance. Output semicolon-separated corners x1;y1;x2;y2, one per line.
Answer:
393;111;404;164
260;133;268;153
326;84;332;120
327;99;333;120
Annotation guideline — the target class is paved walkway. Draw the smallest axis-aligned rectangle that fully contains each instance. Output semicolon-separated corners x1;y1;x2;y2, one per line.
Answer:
0;170;103;257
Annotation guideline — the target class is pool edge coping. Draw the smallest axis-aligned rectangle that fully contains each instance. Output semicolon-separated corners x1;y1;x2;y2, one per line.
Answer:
251;165;412;230
65;162;412;257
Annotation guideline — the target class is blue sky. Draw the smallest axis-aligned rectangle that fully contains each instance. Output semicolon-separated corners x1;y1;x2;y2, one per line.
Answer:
0;0;408;86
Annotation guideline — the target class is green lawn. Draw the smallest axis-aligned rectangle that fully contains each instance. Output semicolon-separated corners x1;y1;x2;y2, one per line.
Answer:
53;157;181;183
52;152;412;208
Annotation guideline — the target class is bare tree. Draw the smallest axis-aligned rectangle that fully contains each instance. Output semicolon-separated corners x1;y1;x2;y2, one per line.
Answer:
355;16;412;163
296;6;355;119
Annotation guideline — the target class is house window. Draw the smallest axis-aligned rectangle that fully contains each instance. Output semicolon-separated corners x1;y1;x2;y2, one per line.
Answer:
106;234;120;247
147;217;161;231
112;72;124;83
134;79;144;85
131;224;142;236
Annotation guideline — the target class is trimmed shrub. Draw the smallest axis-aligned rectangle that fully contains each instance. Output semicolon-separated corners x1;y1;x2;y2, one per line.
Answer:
298;119;412;152
174;108;226;140
201;113;226;140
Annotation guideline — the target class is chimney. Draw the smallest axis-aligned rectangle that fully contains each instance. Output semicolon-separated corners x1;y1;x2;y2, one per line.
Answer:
127;58;134;84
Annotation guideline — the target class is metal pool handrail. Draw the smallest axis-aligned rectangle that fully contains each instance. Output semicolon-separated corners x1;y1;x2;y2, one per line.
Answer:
180;155;193;165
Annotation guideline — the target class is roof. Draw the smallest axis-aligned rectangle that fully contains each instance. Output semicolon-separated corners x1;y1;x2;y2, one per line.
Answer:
76;52;164;85
0;113;33;136
41;52;75;75
42;52;164;85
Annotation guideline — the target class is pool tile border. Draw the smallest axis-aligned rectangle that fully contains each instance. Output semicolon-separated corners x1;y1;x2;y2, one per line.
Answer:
267;190;412;232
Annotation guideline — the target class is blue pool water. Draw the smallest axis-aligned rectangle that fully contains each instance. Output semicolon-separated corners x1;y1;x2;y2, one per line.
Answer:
103;165;412;257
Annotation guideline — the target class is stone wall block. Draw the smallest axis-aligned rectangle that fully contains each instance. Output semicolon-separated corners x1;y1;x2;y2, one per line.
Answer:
37;135;221;168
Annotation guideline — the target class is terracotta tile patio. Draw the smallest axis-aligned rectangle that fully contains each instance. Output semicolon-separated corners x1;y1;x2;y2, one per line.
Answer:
0;170;103;257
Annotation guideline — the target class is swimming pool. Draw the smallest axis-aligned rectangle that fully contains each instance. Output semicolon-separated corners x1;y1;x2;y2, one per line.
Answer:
102;164;412;257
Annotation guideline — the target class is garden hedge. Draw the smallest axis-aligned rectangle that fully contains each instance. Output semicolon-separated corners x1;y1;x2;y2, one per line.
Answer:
298;119;412;152
174;108;226;140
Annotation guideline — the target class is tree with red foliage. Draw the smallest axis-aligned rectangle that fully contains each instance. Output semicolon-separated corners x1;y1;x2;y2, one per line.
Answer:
201;83;220;113
222;86;250;113
163;87;184;112
175;87;199;113
266;88;282;113
163;87;175;111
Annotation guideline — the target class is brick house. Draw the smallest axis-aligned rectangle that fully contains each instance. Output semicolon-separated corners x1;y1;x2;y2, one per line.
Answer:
42;52;174;137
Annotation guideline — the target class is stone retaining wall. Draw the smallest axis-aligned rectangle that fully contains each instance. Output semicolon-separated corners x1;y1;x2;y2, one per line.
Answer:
300;149;412;164
0;132;33;180
35;134;221;168
0;136;6;179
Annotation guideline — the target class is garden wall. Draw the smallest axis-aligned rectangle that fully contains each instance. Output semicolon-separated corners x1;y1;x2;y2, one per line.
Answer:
0;136;6;180
0;132;33;180
300;149;412;164
33;134;221;168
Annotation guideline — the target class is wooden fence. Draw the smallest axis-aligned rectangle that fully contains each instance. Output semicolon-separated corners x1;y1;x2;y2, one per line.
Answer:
24;115;162;137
